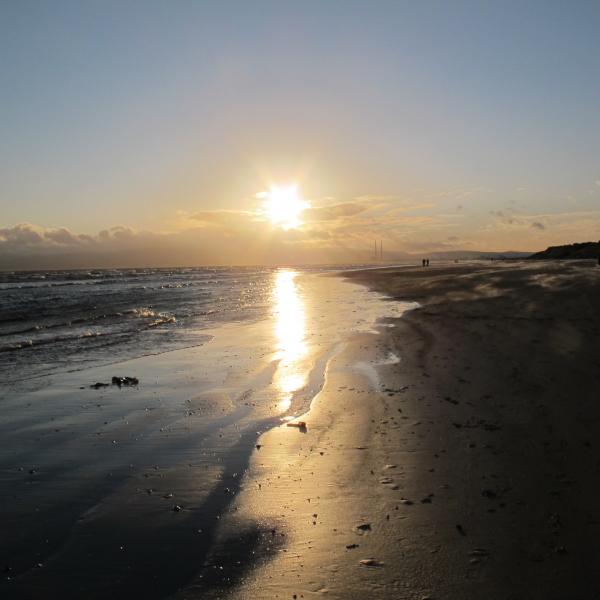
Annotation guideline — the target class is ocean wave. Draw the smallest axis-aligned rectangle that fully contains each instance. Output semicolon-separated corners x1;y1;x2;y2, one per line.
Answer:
0;266;274;379
129;307;177;322
0;324;170;353
0;306;178;337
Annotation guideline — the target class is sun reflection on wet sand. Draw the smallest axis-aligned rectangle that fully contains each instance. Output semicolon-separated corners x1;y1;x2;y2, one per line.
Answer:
273;270;307;412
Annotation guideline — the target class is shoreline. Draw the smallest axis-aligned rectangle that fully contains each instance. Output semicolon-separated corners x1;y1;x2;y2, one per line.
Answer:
3;261;600;598
0;270;408;599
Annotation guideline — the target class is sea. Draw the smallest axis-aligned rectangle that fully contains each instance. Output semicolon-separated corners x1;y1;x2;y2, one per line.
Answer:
0;265;383;384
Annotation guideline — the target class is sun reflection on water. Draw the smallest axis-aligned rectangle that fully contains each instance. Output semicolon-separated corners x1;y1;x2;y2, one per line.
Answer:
273;270;307;412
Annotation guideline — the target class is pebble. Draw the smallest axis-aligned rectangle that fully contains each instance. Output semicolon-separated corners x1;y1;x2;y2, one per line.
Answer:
359;558;384;567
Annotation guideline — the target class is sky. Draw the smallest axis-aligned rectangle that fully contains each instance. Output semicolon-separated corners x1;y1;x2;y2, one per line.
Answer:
1;0;600;268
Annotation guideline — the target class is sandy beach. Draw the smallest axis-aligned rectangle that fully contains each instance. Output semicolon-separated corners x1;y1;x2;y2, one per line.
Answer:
3;260;600;599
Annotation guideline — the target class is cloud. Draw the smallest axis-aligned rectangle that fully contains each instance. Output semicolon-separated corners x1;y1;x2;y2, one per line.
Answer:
43;227;81;245
5;200;598;269
426;186;490;201
0;217;356;269
0;223;45;246
0;198;444;268
303;202;368;222
352;194;401;203
490;209;520;226
185;209;255;227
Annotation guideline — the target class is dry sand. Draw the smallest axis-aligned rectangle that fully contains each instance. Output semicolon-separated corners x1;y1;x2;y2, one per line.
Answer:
190;260;600;600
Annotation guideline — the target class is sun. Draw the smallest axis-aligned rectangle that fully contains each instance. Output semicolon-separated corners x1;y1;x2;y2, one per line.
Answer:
262;184;309;230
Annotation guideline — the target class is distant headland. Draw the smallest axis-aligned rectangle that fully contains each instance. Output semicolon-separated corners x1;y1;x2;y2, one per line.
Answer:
529;241;600;260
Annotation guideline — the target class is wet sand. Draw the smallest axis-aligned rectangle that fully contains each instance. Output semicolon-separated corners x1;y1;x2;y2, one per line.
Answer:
197;260;600;599
3;261;600;599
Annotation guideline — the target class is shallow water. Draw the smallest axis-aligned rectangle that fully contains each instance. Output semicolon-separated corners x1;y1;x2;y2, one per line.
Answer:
0;266;275;382
0;265;410;384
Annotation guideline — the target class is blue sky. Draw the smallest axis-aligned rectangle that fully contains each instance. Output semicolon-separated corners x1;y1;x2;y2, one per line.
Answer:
1;1;600;265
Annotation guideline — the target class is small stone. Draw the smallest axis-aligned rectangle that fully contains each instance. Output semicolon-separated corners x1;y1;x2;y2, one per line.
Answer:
359;558;384;567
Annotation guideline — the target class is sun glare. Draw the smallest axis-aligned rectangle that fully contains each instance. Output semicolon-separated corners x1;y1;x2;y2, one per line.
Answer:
273;270;307;412
262;184;309;230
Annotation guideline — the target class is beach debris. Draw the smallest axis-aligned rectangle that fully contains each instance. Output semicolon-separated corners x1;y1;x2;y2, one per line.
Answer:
384;464;397;469
355;523;371;534
112;376;139;387
359;558;384;567
90;376;139;389
286;421;307;432
400;499;413;505
256;444;262;450
346;543;359;549
172;504;182;512
379;477;394;484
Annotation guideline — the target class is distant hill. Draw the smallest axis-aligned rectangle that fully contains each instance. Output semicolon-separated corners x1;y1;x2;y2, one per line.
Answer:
529;241;600;260
427;250;532;260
